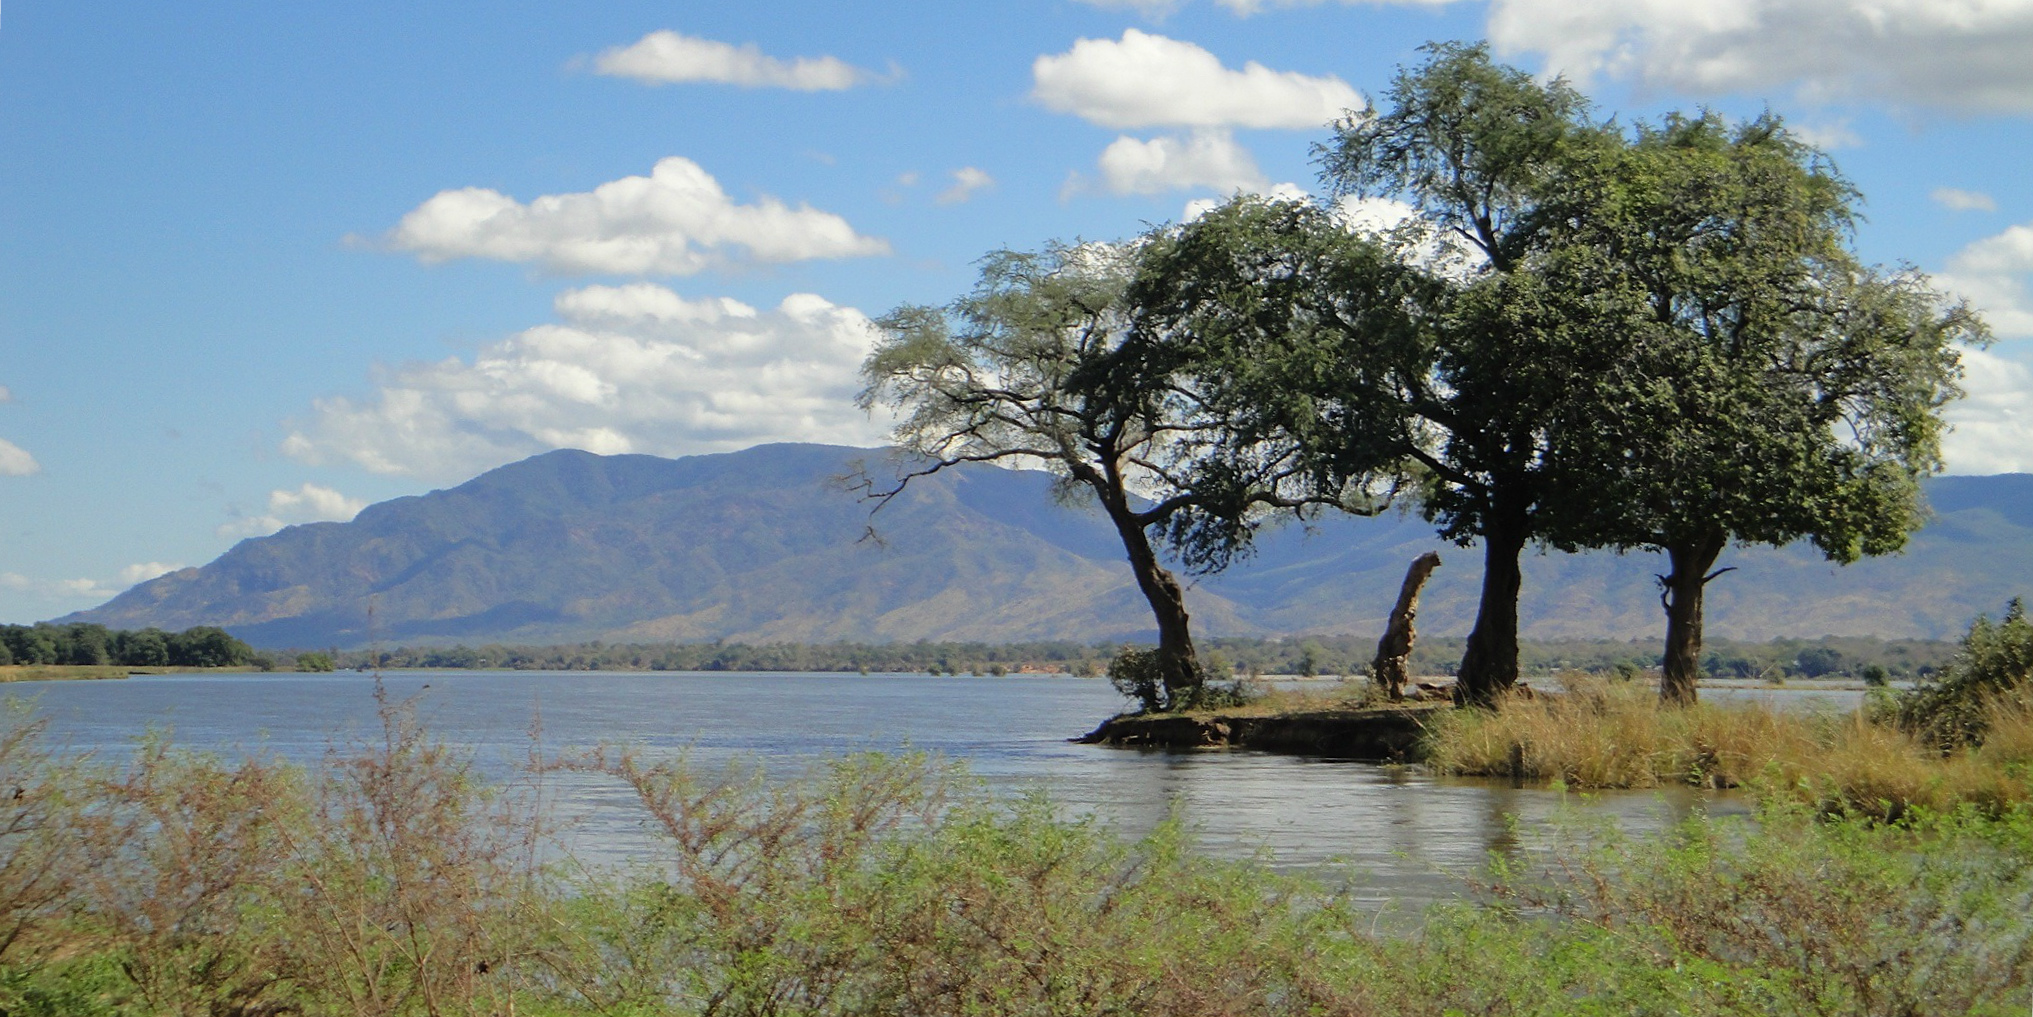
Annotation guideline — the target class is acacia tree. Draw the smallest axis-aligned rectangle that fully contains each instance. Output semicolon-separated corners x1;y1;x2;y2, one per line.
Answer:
1537;114;1983;704
857;243;1358;710
1310;43;1613;704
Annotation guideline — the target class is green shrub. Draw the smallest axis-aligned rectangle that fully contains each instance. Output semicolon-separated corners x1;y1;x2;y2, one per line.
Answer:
1106;646;1165;712
1890;598;2033;750
294;651;335;673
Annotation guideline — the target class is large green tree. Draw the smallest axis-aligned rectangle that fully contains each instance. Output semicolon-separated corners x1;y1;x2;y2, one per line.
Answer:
1536;114;1983;704
857;244;1366;710
1304;43;1615;703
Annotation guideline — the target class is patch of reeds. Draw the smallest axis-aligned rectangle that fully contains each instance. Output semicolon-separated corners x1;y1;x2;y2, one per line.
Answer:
1424;673;2033;818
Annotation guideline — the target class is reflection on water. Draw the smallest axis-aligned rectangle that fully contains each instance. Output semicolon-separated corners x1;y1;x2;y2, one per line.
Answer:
8;670;1746;915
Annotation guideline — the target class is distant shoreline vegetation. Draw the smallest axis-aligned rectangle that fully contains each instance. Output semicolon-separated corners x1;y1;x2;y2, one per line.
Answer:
304;633;1956;682
1;623;256;670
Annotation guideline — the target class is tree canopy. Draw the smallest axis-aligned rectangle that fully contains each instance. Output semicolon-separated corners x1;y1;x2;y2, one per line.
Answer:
857;243;1375;710
1521;114;1982;702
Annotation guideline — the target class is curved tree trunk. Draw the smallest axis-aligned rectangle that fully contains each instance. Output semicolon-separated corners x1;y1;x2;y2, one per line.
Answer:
1457;508;1528;708
1659;532;1727;707
1103;500;1201;707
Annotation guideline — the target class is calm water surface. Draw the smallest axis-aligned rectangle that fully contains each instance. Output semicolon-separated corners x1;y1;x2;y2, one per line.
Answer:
10;670;1745;916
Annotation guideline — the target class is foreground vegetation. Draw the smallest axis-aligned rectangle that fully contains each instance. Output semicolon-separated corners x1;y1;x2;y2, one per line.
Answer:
0;692;2030;1017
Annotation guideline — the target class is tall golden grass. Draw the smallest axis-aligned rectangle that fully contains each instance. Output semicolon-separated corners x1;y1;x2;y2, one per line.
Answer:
1424;674;2033;818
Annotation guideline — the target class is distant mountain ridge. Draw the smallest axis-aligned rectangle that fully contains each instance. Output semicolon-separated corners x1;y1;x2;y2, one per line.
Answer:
62;443;2033;647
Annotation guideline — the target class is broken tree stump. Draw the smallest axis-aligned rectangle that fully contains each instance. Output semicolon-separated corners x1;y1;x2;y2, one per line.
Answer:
1372;551;1442;702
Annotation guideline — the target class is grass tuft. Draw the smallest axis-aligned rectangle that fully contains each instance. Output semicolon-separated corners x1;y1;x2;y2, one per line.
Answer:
1425;673;2033;818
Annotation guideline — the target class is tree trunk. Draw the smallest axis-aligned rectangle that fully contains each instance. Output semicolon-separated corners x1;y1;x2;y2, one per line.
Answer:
1103;502;1201;707
1456;512;1528;708
1659;532;1727;707
1373;552;1442;701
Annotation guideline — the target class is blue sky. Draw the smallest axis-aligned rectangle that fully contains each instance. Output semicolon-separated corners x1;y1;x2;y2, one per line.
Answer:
4;0;2032;623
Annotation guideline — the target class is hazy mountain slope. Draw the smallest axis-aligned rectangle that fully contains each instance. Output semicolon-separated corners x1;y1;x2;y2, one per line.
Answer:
64;444;2033;646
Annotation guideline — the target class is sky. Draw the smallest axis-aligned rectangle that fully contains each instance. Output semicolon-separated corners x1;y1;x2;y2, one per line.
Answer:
3;0;2032;624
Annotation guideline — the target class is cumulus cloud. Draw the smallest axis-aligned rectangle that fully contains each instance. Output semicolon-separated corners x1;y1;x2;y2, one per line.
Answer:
1126;1;2033;112
1937;220;2033;339
1935;187;2000;213
1480;0;2033;113
1033;29;1362;129
281;283;888;480
1943;347;2033;474
1094;128;1280;195
119;562;185;585
592;30;874;90
936;167;995;205
0;573;114;602
0;438;38;477
218;483;368;540
1786;118;1861;150
382;157;889;276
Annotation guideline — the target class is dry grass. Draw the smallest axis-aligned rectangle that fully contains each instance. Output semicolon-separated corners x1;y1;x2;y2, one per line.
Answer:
0;665;130;683
1169;678;1395;718
1425;673;2033;818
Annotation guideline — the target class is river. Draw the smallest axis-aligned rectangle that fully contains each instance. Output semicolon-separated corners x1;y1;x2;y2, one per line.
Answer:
8;669;1754;918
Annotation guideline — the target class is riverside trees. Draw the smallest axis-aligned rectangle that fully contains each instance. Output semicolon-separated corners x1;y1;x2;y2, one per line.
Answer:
1131;46;1975;707
865;43;1979;712
856;245;1379;711
1535;114;1981;704
1133;44;1618;705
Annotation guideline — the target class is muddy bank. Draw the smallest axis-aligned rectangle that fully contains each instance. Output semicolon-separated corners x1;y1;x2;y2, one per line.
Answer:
1074;705;1443;761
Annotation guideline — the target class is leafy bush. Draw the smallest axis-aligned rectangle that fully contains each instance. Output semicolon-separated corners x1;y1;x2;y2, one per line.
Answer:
1107;646;1167;713
294;650;335;672
1890;598;2033;751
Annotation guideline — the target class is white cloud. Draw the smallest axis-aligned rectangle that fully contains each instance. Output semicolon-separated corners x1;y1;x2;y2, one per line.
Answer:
1132;0;2033;112
1097;128;1273;195
0;572;114;603
1481;0;2033;113
1944;347;2033;474
1937;221;2033;339
119;562;185;585
936;167;995;205
1787;118;1861;150
382;157;889;276
217;483;368;539
1934;187;2000;213
0;438;38;477
0;386;12;402
592;30;873;90
1033;29;1362;129
282;283;888;480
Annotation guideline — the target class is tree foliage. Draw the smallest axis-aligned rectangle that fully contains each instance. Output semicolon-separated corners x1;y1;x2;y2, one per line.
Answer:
1891;599;2033;751
858;243;1366;706
1535;113;1981;703
0;624;254;669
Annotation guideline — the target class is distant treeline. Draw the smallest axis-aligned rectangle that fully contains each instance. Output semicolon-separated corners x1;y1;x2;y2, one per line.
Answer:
0;623;257;668
317;633;1959;681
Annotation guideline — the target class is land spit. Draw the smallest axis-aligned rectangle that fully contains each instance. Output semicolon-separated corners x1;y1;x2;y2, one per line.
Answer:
1074;703;1445;761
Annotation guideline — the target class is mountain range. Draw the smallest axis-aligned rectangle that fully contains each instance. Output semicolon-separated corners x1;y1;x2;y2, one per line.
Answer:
62;443;2033;647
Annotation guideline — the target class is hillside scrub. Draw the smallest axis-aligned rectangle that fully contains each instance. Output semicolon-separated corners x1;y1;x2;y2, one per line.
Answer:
3;697;2033;1014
